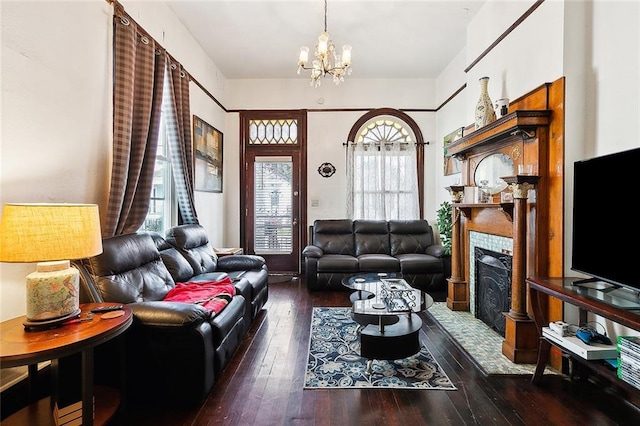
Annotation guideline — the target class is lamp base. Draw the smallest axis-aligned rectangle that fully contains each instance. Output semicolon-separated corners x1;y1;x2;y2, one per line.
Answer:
26;260;80;322
23;308;82;331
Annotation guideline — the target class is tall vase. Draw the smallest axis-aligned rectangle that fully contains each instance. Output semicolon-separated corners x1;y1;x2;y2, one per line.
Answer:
475;76;497;130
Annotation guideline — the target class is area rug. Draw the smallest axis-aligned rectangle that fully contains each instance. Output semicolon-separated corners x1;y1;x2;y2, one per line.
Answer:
304;307;456;390
427;302;557;376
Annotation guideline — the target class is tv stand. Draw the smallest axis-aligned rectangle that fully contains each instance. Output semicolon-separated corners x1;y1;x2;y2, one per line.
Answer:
572;278;620;294
527;276;640;403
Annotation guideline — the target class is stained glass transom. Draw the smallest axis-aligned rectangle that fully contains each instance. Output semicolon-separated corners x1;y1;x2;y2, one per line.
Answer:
249;119;298;145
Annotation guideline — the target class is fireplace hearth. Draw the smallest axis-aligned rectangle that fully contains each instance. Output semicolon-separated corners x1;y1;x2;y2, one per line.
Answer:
475;247;512;336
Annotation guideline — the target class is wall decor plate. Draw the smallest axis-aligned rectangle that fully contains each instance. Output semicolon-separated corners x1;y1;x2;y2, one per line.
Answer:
318;162;336;177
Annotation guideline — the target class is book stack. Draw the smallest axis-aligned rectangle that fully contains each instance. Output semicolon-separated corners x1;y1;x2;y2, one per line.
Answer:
617;336;640;390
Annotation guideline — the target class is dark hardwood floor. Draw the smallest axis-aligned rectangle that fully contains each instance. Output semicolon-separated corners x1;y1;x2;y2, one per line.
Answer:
121;277;638;425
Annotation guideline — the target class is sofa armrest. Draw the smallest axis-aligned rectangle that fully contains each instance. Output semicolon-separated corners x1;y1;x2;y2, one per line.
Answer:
302;245;323;258
425;244;445;258
128;301;210;327
217;255;265;271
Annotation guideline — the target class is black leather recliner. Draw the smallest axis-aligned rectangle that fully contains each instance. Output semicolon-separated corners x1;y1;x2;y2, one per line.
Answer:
76;225;268;405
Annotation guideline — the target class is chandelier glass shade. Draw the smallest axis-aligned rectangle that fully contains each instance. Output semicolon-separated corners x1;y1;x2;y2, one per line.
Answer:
297;0;352;87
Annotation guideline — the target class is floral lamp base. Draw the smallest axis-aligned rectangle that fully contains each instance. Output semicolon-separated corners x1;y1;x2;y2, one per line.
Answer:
25;260;80;323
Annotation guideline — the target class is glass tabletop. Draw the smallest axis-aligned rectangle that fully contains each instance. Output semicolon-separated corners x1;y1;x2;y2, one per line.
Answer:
342;273;433;316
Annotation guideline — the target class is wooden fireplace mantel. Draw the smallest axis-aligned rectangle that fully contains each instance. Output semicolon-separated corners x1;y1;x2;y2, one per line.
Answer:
455;202;514;221
445;79;565;365
446;110;551;159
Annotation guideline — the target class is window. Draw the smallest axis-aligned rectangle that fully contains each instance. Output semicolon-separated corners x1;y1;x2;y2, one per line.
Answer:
140;74;177;233
253;156;293;253
346;109;424;220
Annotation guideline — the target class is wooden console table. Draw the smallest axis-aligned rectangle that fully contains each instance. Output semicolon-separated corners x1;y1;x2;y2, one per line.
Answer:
0;303;133;426
527;276;640;396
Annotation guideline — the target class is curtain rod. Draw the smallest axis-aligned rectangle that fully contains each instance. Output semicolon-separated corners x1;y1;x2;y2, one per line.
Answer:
343;141;429;146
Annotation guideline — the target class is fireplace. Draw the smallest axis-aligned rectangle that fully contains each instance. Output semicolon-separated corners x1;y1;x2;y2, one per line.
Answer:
474;247;512;336
444;86;565;364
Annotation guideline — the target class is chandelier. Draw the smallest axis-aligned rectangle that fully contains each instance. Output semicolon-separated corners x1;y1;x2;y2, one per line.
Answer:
297;0;352;87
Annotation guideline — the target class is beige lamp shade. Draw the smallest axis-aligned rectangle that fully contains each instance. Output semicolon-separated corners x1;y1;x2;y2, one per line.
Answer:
0;203;103;262
0;203;103;323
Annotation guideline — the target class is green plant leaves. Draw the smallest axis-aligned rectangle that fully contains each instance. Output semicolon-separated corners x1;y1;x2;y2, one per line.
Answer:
436;201;452;256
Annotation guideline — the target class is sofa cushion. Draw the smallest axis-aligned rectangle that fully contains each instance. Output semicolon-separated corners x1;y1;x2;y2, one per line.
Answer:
389;220;435;256
316;254;359;272
354;220;390;256
81;233;175;303
166;224;218;274
312;219;355;255
357;254;399;272
149;232;196;283
395;253;443;273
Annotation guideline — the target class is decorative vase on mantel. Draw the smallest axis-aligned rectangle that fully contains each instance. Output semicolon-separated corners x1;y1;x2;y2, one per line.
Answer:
475;76;497;130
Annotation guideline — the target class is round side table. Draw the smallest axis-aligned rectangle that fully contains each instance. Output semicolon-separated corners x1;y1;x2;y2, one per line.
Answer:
0;303;132;426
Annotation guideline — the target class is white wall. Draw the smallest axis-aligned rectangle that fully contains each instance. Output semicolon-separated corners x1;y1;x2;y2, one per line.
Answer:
0;0;229;321
561;0;639;333
1;1;113;321
226;78;441;228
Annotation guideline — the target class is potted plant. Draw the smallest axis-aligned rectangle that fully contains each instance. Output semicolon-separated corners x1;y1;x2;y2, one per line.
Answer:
436;201;453;283
436;201;452;255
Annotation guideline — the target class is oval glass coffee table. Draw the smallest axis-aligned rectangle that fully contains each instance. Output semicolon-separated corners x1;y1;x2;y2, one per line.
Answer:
342;272;434;374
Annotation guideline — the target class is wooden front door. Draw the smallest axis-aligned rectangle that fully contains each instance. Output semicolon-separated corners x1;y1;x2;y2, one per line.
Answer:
240;110;307;274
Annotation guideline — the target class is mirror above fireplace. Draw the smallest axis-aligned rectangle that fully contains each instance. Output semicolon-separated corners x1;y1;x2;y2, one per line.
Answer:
473;152;514;194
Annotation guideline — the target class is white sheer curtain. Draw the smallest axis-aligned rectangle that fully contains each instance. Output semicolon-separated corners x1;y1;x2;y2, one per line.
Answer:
346;141;420;220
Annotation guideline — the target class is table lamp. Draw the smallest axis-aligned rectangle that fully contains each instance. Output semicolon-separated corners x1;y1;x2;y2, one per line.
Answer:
0;203;103;327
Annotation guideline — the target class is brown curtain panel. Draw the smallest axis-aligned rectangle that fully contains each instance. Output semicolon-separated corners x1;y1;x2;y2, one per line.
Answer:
104;12;166;237
164;60;198;224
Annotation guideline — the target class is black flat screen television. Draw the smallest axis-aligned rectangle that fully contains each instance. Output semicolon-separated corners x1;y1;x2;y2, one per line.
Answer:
571;147;640;296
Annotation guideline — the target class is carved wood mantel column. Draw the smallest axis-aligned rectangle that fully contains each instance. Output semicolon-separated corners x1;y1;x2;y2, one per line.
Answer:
445;186;468;311
501;175;539;363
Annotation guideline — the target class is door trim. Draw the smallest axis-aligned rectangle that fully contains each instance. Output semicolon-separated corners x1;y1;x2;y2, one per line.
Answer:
239;110;307;274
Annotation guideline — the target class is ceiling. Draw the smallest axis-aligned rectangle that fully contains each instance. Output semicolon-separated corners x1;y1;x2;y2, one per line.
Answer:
165;0;486;81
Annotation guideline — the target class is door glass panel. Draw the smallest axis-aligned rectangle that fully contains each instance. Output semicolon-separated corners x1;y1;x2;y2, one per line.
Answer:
249;119;298;145
254;156;293;254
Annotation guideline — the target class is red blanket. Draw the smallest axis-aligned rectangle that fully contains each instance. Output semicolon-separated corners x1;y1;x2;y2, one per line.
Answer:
163;277;236;316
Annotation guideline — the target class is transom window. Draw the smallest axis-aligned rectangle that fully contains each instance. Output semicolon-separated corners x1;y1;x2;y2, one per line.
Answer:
249;119;298;145
356;119;413;145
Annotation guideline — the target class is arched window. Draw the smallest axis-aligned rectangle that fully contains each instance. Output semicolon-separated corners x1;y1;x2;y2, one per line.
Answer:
346;108;424;220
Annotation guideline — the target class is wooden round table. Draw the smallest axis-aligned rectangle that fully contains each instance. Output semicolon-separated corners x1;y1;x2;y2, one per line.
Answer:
0;303;132;426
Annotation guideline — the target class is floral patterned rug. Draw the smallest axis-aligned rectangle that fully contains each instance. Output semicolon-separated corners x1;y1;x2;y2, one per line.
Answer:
304;307;456;390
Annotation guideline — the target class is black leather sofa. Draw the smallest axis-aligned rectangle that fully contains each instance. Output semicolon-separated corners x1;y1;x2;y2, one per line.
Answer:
302;219;446;291
76;224;268;405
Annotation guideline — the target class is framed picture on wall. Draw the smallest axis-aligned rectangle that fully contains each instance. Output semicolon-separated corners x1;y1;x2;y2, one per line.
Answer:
193;116;223;193
443;127;464;176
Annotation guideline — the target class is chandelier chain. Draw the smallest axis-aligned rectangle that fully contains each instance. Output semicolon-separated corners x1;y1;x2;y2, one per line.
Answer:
324;0;328;32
